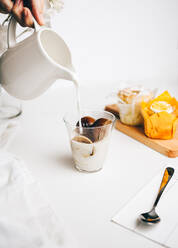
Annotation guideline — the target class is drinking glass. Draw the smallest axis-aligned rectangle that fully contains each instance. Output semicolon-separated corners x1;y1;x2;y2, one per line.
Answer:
0;87;22;120
64;110;115;172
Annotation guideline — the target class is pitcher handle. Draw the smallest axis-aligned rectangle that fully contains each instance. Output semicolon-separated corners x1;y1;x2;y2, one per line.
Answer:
7;16;41;48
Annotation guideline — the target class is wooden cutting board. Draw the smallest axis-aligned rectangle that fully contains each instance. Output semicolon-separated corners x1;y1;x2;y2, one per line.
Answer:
105;104;178;158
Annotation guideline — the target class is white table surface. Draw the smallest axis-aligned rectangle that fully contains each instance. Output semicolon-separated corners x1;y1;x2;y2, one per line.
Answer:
8;82;178;248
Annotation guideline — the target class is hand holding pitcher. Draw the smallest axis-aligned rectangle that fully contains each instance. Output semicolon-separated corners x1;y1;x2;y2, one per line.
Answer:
0;0;44;27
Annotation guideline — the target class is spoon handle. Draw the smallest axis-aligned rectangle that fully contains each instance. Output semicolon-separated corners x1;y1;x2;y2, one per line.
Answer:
153;167;174;209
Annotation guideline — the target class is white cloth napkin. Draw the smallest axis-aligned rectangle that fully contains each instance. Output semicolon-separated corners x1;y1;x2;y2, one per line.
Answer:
112;168;178;248
0;120;19;149
0;151;77;248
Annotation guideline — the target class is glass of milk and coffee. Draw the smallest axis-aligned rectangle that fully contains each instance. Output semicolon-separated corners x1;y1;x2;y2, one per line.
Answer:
64;110;115;172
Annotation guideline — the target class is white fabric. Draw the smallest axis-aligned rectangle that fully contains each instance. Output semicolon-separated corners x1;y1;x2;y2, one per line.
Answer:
112;168;178;248
0;151;77;248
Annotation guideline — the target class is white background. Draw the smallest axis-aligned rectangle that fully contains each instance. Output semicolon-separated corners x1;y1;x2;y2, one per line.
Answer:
51;0;178;88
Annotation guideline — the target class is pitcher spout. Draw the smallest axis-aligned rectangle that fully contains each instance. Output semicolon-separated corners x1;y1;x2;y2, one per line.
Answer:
55;65;77;83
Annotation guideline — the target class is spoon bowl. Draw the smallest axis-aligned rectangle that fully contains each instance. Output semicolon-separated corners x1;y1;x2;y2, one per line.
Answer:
139;208;160;224
139;167;174;224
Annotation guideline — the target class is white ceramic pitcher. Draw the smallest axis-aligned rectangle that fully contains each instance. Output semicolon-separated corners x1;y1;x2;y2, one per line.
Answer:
0;17;76;100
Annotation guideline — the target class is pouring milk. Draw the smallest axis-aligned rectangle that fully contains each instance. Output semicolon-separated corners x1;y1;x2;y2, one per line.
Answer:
0;17;115;172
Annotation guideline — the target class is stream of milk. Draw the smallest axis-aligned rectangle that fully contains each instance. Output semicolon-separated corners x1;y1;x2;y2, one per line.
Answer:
73;78;83;133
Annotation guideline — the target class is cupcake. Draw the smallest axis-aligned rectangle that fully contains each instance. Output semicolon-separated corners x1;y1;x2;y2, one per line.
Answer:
117;86;154;126
141;91;178;139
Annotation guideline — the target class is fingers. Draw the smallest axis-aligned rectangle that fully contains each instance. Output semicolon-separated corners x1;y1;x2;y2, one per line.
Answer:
12;0;33;27
22;7;33;27
1;0;44;28
30;0;44;26
12;0;25;26
0;0;13;14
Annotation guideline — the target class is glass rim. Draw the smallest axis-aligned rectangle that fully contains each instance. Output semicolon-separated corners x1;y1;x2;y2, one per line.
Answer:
0;105;22;120
63;109;116;129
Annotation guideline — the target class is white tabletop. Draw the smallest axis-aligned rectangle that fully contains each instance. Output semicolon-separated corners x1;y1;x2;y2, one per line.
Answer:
8;82;178;248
